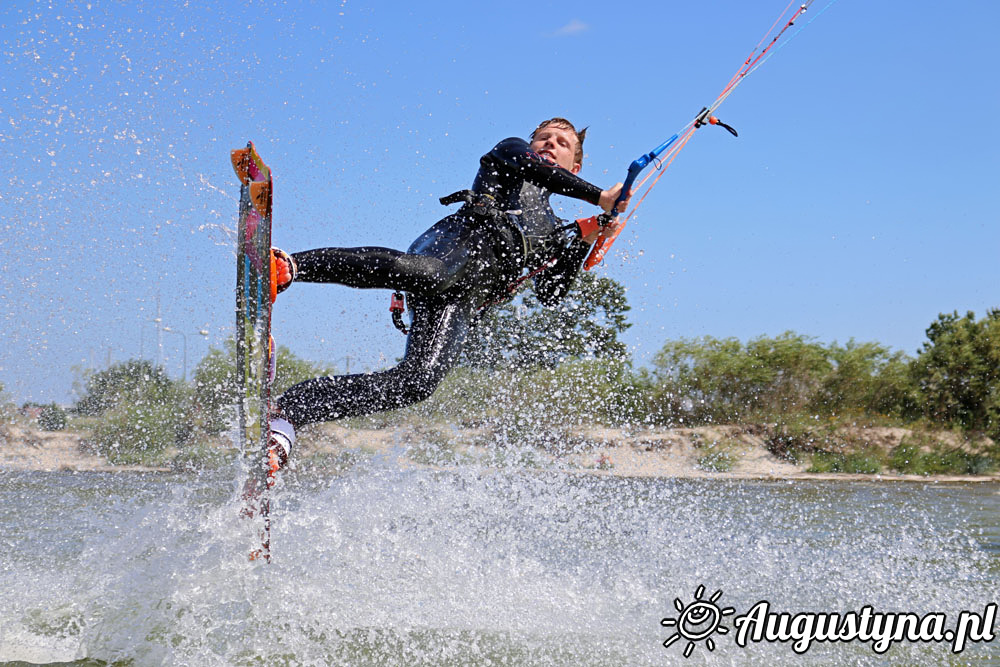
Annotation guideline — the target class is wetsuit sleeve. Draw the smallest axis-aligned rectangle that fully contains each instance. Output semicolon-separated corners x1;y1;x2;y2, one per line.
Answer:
488;137;603;206
533;232;592;307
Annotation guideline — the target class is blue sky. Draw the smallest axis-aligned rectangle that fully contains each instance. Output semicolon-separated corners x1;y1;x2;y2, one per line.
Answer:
2;0;998;404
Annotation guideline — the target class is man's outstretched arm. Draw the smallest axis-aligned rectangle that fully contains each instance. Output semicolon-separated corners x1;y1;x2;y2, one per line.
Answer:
485;137;603;204
486;137;631;215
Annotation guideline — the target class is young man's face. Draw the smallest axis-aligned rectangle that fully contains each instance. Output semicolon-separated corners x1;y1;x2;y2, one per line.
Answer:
529;124;581;174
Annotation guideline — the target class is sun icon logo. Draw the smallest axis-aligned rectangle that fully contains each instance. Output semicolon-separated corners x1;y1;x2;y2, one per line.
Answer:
660;585;735;658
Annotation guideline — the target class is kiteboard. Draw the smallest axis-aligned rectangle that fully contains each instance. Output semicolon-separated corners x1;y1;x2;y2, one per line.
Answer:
231;141;278;562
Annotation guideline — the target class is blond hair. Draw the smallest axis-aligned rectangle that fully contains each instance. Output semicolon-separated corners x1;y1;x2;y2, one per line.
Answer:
530;117;587;166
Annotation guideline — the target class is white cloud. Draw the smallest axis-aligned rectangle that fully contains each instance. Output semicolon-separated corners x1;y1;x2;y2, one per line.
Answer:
553;19;589;36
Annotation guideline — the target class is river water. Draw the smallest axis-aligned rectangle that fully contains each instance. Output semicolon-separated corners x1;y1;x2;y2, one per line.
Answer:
1;460;998;665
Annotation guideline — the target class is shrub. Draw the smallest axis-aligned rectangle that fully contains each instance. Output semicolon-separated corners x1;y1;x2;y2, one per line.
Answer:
78;361;192;465
411;357;646;430
889;433;998;476
92;399;184;466
910;310;1000;437
807;448;884;474
760;418;835;461
814;340;916;418
38;403;68;431
650;332;831;424
170;440;233;471
74;360;173;416
649;333;917;426
697;450;735;472
192;340;337;434
0;383;12;442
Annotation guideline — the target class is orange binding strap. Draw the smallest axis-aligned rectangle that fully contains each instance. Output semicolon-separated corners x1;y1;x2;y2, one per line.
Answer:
269;250;278;304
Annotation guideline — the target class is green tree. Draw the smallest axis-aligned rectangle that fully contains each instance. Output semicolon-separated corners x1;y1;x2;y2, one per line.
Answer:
0;382;12;441
651;336;754;423
73;360;174;416
192;339;337;433
38;403;68;431
93;398;188;465
75;359;192;465
191;341;239;434
273;345;338;395
650;332;917;424
650;332;831;423
744;333;831;414
910;310;1000;435
814;340;916;417
0;383;12;416
418;357;648;428
464;272;631;369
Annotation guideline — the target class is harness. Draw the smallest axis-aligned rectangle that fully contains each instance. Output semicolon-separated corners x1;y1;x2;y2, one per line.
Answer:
438;189;528;257
389;189;553;334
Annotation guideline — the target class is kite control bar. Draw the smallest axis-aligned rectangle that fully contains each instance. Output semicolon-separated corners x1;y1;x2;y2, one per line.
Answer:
580;109;737;270
577;0;821;270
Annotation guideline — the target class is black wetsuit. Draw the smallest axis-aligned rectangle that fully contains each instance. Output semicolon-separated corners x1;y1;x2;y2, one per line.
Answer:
277;137;603;427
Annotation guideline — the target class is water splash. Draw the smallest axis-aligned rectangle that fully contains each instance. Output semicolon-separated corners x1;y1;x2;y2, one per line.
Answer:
1;463;997;664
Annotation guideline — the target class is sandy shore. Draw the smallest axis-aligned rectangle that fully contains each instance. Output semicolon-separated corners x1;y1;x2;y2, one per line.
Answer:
0;424;170;473
3;421;999;484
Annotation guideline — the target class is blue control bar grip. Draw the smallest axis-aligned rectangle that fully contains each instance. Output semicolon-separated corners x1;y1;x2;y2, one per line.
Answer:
612;132;679;216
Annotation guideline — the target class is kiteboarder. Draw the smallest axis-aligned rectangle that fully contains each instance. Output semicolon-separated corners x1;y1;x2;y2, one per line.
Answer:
265;118;631;468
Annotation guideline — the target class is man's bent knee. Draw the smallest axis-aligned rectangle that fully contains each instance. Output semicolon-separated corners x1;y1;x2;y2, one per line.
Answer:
395;366;446;405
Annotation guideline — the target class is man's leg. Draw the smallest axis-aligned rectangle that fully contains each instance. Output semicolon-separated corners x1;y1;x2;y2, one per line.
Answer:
292;246;469;295
276;298;473;427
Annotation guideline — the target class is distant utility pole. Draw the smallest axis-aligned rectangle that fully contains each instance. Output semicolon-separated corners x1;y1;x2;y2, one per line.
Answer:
155;293;163;367
161;327;210;382
337;356;353;373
